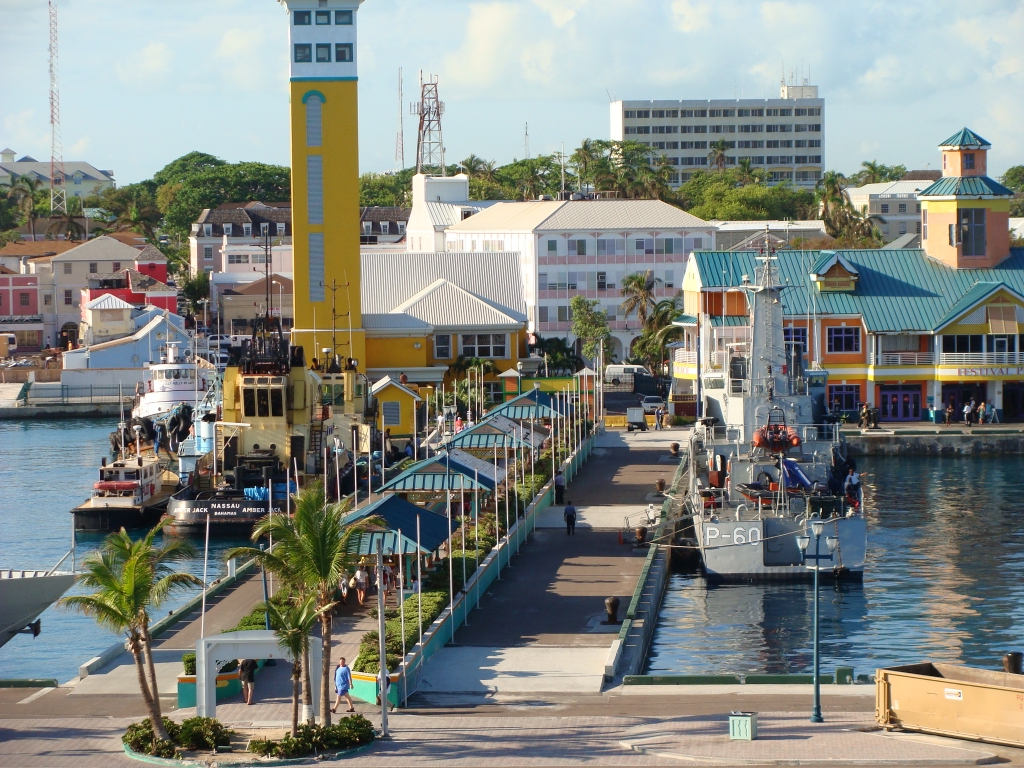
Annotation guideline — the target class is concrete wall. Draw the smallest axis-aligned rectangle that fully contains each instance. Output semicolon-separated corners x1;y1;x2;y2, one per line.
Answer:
847;432;1024;455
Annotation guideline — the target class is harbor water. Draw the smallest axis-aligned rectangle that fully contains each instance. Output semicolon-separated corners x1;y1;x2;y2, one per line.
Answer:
645;454;1024;676
0;419;248;683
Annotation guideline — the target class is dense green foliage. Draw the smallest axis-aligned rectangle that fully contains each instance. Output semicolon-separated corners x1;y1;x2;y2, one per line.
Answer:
123;716;232;756
247;716;374;758
569;296;613;359
678;169;816;220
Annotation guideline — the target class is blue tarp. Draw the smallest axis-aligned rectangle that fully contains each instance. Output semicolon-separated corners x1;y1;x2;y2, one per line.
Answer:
782;459;813;490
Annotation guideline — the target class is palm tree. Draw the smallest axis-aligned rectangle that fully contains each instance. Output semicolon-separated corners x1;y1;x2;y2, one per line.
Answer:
532;336;584;375
571;139;605;192
227;482;378;728
12;174;45;241
619;270;661;325
263;595;326;737
60;522;200;745
736;158;767;186
459;154;486;178
113;192;162;240
707;140;730;173
857;160;885;185
518;159;546;201
448;356;498;377
47;195;86;241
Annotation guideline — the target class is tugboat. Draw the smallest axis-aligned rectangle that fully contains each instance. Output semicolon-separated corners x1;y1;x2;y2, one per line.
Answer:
163;316;333;536
70;453;168;531
132;342;216;421
685;238;867;581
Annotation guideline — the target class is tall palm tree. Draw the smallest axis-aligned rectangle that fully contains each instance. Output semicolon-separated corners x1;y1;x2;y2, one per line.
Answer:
571;139;605;192
227;482;378;728
857;160;885;185
113;192;162;240
459;154;486;178
263;595;326;738
619;270;661;325
736;158;767;186
707;140;730;173
60;522;201;745
12;174;45;241
518;159;546;201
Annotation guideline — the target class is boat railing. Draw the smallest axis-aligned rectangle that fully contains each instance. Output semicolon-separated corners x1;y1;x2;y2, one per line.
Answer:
623;506;659;531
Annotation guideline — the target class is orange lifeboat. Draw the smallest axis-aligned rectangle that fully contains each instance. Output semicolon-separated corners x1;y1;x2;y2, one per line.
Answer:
751;424;801;452
94;480;140;492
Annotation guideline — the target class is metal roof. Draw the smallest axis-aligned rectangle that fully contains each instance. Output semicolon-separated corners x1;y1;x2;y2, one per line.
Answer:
811;252;859;276
347;494;455;553
51;236;144;262
423;201;492;229
361;251;527;325
370;375;422;400
447;201;564;232
918;176;1013;197
932;282;1024;331
447;199;709;233
691;248;1024;333
391;278;521;329
85;294;134;310
709;315;750;327
939;127;991;149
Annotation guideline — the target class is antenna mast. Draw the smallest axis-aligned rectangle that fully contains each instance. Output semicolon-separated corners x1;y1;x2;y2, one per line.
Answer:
48;0;67;216
394;67;405;171
411;72;445;175
524;123;530;160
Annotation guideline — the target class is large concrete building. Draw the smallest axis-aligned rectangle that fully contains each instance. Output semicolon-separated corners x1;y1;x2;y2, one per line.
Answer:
611;82;824;189
845;179;934;244
0;148;115;206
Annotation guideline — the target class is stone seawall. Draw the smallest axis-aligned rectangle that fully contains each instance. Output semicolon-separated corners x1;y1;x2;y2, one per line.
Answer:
846;430;1024;456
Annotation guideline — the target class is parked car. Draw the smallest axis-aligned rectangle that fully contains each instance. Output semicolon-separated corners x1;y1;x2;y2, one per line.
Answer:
205;335;232;349
640;395;666;414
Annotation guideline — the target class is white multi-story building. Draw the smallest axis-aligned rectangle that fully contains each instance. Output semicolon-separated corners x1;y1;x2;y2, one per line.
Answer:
611;83;824;189
844;179;934;244
0;148;115;205
444;199;714;361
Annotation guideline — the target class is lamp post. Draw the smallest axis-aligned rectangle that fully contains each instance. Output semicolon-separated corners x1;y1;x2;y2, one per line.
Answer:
516;360;523;395
796;521;838;724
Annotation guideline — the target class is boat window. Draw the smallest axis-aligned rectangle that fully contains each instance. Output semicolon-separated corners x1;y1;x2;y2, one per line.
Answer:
189;369;196;379
173;369;181;379
125;471;138;480
257;388;270;417
243;387;256;417
271;389;284;417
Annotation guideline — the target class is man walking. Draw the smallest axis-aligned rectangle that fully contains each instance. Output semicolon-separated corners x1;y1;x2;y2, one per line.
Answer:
332;657;354;713
554;470;565;505
564;500;577;536
654;406;663;430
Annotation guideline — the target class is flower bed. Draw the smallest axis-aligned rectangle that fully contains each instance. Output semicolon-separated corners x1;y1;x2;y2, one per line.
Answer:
247;717;374;759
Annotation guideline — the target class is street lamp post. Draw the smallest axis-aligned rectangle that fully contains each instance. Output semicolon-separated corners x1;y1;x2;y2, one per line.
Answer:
516;361;523;395
796;521;838;724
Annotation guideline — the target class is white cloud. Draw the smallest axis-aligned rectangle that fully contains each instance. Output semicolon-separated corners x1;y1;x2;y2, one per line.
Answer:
115;42;173;86
1;109;49;156
67;136;92;156
441;3;523;90
216;27;273;90
532;0;588;27
670;0;711;33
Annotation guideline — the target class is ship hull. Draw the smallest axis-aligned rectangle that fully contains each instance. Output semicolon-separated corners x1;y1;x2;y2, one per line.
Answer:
163;495;284;536
0;571;77;649
71;502;164;532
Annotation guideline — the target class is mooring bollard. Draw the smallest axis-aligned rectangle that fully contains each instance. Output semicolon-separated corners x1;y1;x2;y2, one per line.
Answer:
1004;651;1023;674
604;596;620;625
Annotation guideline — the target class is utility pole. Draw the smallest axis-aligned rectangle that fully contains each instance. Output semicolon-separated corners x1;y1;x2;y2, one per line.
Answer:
48;0;67;216
394;67;405;171
524;123;530;160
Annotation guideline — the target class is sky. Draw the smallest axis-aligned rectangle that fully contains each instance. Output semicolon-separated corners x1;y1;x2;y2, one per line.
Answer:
3;0;1024;185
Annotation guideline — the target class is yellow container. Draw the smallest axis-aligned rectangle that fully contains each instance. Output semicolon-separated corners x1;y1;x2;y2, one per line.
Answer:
876;663;1024;748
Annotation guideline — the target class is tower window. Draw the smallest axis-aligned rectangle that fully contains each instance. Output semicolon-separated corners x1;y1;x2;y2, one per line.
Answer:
963;152;975;170
293;10;311;25
305;93;323;147
335;10;353;24
294;44;312;63
335;43;353;62
315;10;331;24
309;233;325;302
960;208;986;256
315;44;331;62
307;156;324;224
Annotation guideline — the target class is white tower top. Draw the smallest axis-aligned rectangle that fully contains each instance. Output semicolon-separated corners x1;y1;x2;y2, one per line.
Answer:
278;0;363;80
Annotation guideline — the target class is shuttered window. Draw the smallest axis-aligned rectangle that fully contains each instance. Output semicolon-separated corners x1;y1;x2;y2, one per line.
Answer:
305;95;322;147
307;155;324;224
382;401;401;427
988;304;1019;334
308;233;325;302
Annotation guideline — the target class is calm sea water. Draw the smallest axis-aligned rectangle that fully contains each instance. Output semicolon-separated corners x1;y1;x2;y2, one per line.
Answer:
0;419;247;683
645;454;1024;676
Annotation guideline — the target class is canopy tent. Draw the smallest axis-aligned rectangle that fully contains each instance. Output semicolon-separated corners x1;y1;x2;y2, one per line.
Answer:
485;390;560;420
345;493;456;554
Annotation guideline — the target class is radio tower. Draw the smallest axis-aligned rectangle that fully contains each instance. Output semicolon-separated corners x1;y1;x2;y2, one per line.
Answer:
410;72;445;176
48;0;67;216
394;68;405;171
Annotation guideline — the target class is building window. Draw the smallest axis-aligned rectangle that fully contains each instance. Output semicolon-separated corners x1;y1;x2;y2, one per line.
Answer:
294;44;312;62
461;333;506;358
963;153;975;170
204;245;213;260
294;10;311;24
898;222;907;235
361;221;372;236
315;43;331;62
916;221;922;234
88;262;98;274
656;237;684;255
335;43;353;62
228;253;249;264
538;306;549;323
397;221;406;234
380;221;389;235
19;292;29;307
827;326;860;353
382;401;401;427
663;269;675;288
204;224;212;237
960;208;986;256
784;326;808;353
880;203;889;214
64;289;73;305
596;238;624;256
260;222;269;236
942;334;983;353
277;222;286;236
596;271;608;290
434;334;451;359
916;203;921;213
547;239;557;254
633;237;654;255
335;9;353;24
224;223;233;236
922;210;928;240
568;238;586;255
315;9;331;24
44;294;52;306
828;384;861;411
243;223;252;237
557;306;569;322
898;203;907;214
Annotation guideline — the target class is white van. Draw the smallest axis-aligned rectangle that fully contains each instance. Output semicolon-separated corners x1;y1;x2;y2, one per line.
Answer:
604;364;651;380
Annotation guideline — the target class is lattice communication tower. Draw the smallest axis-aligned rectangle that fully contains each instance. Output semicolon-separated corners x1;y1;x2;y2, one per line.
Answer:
410;73;445;175
48;0;67;216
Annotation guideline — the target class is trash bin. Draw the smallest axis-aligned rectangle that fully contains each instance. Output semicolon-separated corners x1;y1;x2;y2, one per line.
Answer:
729;712;758;740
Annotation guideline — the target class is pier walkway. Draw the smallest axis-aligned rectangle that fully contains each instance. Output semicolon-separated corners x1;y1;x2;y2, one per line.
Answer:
415;428;680;699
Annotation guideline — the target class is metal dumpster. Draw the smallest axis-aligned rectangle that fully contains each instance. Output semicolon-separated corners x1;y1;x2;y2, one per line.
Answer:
876;662;1024;748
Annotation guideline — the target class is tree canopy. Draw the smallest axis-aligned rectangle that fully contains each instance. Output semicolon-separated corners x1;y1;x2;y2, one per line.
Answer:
678;169;816;221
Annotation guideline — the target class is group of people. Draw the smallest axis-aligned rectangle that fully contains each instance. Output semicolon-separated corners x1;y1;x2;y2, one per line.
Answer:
653;406;667;430
339;560;420;608
945;398;998;425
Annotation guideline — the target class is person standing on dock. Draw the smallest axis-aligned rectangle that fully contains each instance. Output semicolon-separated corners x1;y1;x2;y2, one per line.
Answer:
354;565;369;606
564;501;577;535
239;658;258;705
332;658;355;713
963;401;972;425
554;470;565;505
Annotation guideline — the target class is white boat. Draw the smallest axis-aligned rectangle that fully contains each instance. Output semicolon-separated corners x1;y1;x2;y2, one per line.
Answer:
0;567;76;650
685;240;867;581
71;454;168;532
132;342;216;422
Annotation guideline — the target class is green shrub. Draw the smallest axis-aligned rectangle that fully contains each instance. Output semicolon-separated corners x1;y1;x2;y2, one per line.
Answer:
246;717;374;757
219;659;238;674
122;718;182;757
177;716;232;750
182;652;196;675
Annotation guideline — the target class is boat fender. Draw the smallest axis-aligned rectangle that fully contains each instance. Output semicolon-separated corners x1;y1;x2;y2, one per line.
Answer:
714;454;723;472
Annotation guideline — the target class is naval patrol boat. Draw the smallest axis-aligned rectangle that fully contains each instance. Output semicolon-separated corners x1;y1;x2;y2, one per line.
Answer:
685;245;867;581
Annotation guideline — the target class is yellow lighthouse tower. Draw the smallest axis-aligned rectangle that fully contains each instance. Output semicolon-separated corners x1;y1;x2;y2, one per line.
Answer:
282;0;364;368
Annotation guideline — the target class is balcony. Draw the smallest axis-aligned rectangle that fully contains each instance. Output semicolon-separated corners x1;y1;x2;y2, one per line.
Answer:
939;352;1024;366
673;349;697;364
870;352;935;366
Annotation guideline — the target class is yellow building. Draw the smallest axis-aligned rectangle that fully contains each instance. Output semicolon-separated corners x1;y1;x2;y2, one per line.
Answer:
370;376;422;439
283;0;365;368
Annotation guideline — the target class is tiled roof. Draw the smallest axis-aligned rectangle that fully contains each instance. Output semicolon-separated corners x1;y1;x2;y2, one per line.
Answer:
360;206;411;223
0;160;114;183
918;176;1013;197
135;244;167;263
126;269;173;293
0;240;80;258
939;127;990;149
692;248;1024;333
